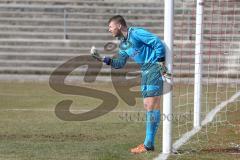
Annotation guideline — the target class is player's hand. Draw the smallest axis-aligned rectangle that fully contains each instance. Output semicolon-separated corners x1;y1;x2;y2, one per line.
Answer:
90;46;112;65
103;57;111;65
90;46;103;62
158;62;172;84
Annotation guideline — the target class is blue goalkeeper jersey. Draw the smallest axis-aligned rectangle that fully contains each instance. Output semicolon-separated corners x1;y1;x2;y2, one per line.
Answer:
111;27;165;69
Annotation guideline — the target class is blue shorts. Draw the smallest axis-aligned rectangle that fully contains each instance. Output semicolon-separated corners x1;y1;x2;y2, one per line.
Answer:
141;63;163;98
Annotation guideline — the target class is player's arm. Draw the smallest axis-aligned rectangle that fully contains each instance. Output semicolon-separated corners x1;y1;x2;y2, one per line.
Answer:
91;46;128;69
109;50;129;69
132;28;165;62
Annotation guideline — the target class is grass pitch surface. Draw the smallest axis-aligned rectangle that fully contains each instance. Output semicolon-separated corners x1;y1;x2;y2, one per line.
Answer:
0;81;239;160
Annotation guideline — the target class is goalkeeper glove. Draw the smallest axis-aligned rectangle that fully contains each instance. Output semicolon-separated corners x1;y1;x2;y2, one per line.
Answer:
158;62;172;84
90;46;112;65
103;57;111;65
90;46;103;62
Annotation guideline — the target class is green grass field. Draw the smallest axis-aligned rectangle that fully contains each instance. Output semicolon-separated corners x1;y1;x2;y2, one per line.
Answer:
0;81;239;160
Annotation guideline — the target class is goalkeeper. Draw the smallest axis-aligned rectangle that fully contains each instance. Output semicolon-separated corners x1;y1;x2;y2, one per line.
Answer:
91;15;168;154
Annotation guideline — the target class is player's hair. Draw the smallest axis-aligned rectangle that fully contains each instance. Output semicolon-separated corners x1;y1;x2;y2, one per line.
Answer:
108;15;127;27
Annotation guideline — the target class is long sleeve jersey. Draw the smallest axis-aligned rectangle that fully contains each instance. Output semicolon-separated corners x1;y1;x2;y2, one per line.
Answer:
111;27;165;69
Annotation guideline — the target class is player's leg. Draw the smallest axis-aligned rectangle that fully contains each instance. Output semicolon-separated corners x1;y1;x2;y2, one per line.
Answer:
143;96;161;111
130;96;161;154
143;96;161;149
131;64;163;154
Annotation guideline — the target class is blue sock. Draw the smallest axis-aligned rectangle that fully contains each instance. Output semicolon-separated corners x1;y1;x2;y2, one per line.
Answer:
144;110;160;150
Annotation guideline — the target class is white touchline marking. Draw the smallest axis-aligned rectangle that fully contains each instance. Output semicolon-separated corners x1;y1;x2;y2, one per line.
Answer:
201;92;240;126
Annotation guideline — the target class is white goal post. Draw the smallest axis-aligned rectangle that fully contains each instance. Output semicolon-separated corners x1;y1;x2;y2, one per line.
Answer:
162;0;205;155
194;0;204;128
162;0;174;154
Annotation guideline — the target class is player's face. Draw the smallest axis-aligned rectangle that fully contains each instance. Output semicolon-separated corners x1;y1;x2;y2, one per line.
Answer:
108;21;122;37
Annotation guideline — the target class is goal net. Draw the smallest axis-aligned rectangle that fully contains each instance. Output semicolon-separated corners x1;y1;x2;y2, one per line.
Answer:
160;0;240;159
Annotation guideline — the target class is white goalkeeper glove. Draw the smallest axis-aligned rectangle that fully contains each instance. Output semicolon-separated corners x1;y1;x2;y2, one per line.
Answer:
90;46;112;65
158;62;172;85
90;46;103;62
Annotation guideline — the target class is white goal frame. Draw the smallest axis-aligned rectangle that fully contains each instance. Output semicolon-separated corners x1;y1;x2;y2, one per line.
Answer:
159;1;240;160
161;0;204;156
